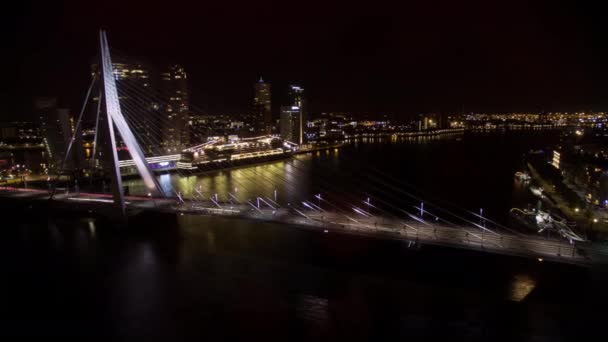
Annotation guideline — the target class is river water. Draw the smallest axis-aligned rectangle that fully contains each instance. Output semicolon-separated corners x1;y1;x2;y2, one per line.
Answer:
3;130;608;340
125;131;555;226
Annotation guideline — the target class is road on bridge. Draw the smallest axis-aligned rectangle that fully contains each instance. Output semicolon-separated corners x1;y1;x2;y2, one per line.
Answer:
2;186;605;265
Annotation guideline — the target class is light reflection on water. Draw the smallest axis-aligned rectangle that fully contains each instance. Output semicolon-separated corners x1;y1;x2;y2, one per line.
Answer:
124;135;448;203
297;294;329;324
88;219;96;237
124;154;316;205
122;132;551;226
6;131;595;340
509;274;537;302
7;189;590;340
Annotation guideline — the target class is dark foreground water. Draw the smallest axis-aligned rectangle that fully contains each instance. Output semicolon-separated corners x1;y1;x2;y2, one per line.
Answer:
4;131;608;340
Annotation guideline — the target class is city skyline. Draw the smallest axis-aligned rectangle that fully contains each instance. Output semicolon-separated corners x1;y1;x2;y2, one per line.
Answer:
5;6;608;339
5;1;608;120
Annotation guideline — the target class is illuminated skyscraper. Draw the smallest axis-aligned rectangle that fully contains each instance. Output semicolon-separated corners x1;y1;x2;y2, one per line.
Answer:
35;97;75;171
161;64;190;153
287;85;304;109
91;60;190;155
280;106;302;144
254;77;272;134
280;85;305;144
91;59;161;156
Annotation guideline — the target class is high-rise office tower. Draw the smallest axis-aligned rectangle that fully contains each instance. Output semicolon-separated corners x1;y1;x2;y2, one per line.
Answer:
280;106;302;144
280;85;305;144
91;59;161;156
161;64;190;153
254;77;272;134
35;97;75;171
287;85;304;109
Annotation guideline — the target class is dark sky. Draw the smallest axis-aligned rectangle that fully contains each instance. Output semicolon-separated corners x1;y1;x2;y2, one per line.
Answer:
3;0;608;120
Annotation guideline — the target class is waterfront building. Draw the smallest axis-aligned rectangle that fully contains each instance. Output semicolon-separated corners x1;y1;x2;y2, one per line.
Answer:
35;97;75;171
161;64;190;153
280;106;302;144
91;59;160;156
91;60;190;156
289;85;305;140
253;77;272;134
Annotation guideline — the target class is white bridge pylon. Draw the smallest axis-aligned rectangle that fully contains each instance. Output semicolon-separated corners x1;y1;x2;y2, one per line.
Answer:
99;30;166;215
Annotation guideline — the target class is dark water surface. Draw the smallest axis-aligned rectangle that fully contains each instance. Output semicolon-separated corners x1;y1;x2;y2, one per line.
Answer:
3;131;608;340
124;131;557;226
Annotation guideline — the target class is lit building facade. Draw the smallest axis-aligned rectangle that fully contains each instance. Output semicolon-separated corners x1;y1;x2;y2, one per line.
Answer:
91;60;161;156
253;77;272;134
35;97;73;171
280;106;302;144
161;64;190;153
91;60;191;157
280;85;305;144
287;85;304;109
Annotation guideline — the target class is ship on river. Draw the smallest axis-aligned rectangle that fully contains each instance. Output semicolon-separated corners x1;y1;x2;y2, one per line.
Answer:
177;135;292;172
176;135;343;173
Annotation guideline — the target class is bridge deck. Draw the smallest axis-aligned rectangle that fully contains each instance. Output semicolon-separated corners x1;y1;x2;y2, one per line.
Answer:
2;186;607;265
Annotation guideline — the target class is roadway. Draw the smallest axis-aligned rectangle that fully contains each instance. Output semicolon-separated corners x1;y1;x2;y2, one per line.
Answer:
178;203;592;264
2;186;607;265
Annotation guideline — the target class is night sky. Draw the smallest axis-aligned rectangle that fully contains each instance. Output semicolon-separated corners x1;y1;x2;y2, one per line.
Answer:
3;0;608;120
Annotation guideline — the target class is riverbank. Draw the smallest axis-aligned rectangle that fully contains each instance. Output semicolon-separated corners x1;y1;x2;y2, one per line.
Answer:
527;162;608;239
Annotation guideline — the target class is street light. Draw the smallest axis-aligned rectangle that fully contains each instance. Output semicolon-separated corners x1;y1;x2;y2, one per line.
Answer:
590;217;599;236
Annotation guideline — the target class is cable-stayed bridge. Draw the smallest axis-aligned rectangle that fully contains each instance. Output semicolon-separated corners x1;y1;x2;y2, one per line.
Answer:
2;184;605;265
2;30;607;265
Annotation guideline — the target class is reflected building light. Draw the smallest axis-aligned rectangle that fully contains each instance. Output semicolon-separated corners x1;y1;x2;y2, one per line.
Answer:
159;173;173;194
88;220;96;238
296;294;329;323
509;274;536;302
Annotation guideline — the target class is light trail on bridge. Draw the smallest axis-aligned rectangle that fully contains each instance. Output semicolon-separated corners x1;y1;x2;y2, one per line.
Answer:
2;186;603;265
26;34;602;271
